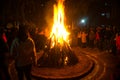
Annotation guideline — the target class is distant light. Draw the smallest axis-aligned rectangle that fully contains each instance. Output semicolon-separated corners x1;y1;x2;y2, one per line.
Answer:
101;13;105;16
78;17;88;26
81;19;85;23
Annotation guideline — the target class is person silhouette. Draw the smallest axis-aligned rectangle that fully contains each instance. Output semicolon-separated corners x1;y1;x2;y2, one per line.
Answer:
10;23;37;80
0;27;11;80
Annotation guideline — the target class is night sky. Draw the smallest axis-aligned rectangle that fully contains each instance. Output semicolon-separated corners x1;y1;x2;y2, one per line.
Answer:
0;0;120;27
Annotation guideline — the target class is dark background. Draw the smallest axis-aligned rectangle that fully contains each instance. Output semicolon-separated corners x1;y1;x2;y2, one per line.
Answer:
0;0;120;28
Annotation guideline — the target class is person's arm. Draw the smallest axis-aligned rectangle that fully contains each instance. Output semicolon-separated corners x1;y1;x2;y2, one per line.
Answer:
30;38;37;66
10;38;19;60
32;46;37;66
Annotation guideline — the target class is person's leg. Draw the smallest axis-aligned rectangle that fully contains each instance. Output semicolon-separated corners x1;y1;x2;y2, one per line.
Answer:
24;64;32;80
78;38;80;47
0;65;11;80
0;68;5;80
89;40;93;48
16;66;24;80
3;66;11;80
111;40;116;55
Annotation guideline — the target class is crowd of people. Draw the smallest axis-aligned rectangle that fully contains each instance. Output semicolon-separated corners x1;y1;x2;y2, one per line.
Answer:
0;20;120;80
77;26;120;55
0;22;38;80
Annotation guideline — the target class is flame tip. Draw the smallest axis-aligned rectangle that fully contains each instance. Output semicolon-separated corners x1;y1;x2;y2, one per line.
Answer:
50;0;69;47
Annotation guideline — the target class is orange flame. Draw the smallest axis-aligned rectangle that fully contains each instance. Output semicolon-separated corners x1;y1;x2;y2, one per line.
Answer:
50;0;69;48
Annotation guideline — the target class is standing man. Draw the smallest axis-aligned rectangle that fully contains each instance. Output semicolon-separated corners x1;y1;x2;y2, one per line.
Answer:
10;23;37;80
0;27;11;80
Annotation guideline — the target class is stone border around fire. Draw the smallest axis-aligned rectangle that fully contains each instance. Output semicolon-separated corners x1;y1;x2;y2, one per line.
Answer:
31;48;95;80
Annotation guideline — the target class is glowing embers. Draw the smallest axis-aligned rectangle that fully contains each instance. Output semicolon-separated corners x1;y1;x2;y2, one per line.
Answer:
37;40;78;68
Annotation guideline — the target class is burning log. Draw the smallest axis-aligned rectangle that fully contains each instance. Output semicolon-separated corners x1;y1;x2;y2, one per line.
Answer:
37;0;78;68
37;38;78;68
